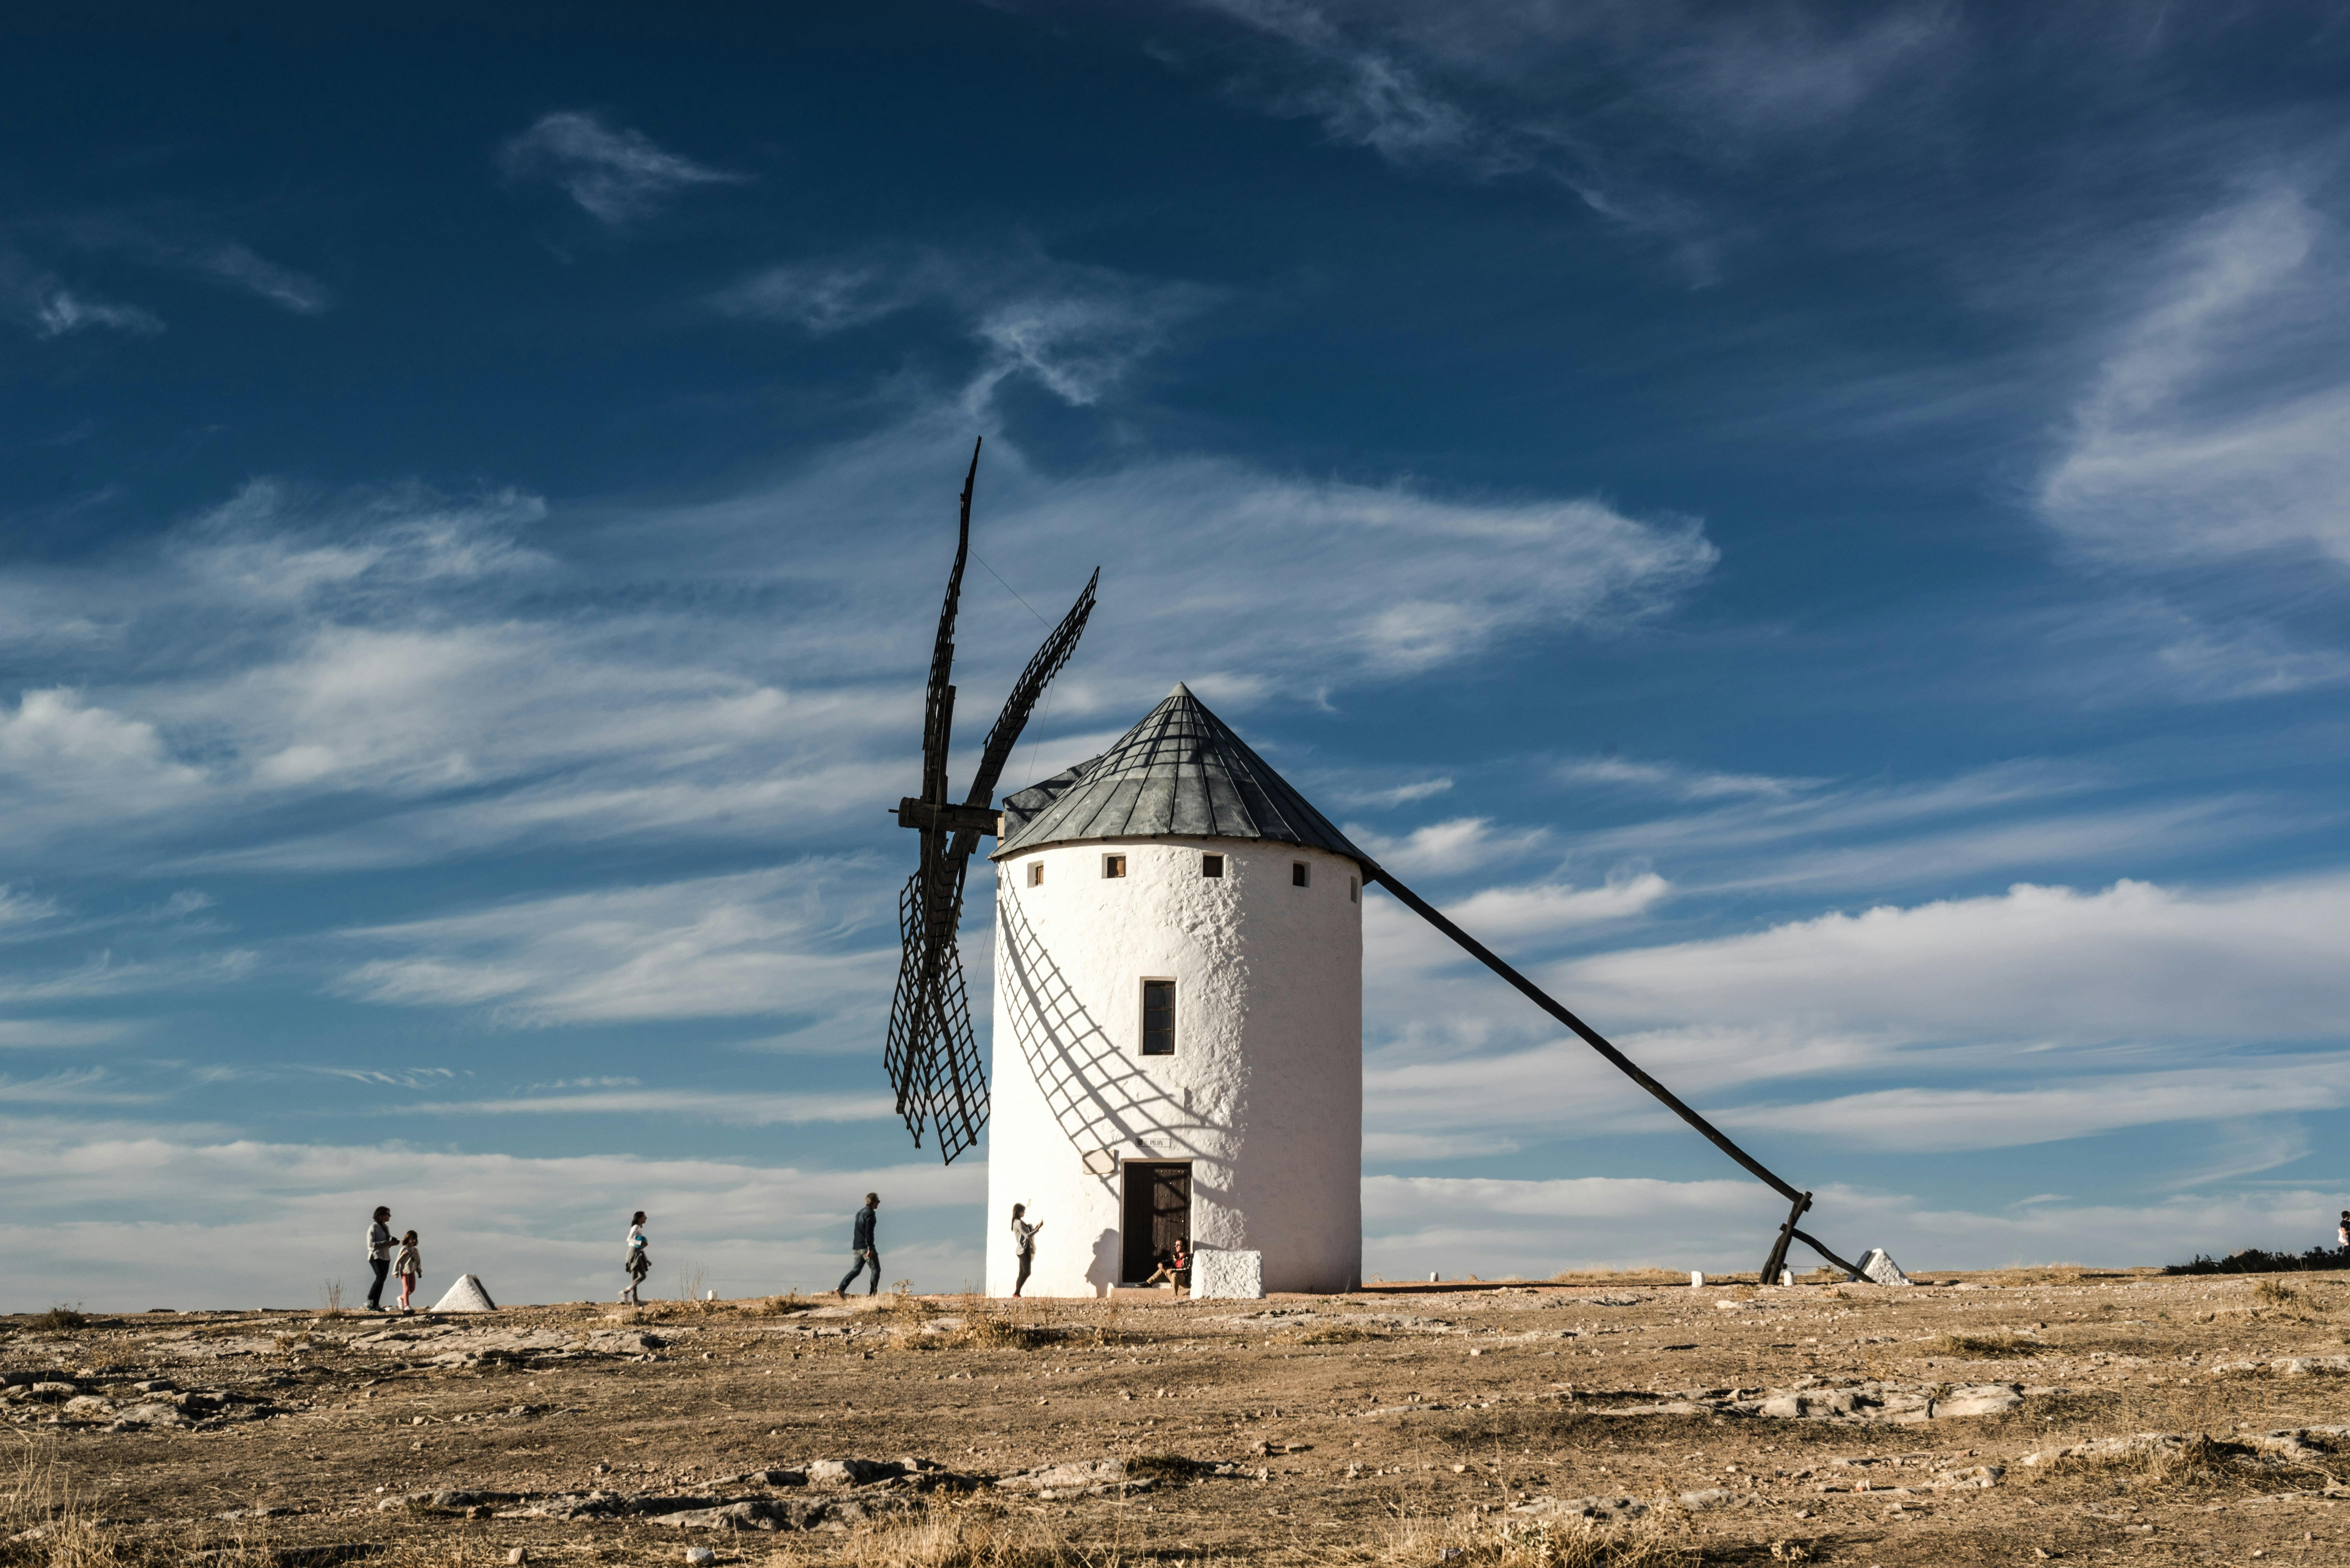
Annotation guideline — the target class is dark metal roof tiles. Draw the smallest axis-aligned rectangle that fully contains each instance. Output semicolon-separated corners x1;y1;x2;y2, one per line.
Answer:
993;682;1367;863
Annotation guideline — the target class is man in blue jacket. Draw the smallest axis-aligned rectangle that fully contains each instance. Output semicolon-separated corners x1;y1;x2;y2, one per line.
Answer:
835;1192;882;1298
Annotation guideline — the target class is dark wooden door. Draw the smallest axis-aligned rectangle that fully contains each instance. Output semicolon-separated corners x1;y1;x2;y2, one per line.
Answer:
1120;1162;1191;1282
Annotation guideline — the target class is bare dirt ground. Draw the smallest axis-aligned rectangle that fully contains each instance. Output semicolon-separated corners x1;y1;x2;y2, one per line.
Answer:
6;1266;2347;1566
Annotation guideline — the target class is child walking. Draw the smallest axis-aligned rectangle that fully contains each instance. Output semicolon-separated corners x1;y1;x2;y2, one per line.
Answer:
393;1230;422;1313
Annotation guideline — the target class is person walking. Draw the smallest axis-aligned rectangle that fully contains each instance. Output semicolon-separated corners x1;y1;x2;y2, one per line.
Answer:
621;1211;650;1306
364;1206;395;1312
1008;1203;1042;1297
393;1230;422;1313
835;1193;881;1298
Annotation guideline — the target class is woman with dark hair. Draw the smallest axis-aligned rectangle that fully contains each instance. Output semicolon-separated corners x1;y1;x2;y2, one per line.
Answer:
1008;1203;1042;1297
621;1211;650;1306
365;1206;394;1312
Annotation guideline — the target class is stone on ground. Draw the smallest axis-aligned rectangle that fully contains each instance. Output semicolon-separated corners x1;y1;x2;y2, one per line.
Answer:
1192;1248;1264;1300
430;1274;498;1312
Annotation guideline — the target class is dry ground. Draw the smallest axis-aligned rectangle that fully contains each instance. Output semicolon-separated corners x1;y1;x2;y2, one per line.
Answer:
5;1267;2348;1567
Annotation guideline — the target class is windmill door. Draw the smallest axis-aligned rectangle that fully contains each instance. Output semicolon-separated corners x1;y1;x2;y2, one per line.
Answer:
1119;1162;1191;1282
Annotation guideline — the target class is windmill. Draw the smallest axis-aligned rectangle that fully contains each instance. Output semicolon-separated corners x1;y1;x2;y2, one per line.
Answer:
891;442;1865;1287
884;439;1097;1165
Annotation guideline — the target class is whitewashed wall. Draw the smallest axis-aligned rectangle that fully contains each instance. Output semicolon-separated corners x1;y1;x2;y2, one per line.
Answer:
984;837;1363;1296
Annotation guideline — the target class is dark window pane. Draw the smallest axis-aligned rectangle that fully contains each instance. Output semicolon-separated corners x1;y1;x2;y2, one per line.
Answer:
1104;854;1127;878
1142;979;1175;1056
1292;861;1309;887
1202;854;1224;878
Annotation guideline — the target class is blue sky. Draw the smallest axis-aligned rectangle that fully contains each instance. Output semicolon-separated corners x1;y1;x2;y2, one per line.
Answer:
3;2;2348;1309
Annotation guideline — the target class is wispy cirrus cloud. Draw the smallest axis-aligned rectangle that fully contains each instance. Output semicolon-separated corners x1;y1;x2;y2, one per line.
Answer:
187;241;333;314
34;289;163;338
1556;754;1818;800
332;863;896;1027
500;111;745;224
1168;0;1960;278
1560;871;2350;1041
1357;868;2350;1160
401;1087;894;1125
2039;179;2350;568
714;248;1222;411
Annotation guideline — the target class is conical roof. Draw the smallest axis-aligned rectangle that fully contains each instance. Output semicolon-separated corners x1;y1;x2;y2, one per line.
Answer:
994;683;1367;864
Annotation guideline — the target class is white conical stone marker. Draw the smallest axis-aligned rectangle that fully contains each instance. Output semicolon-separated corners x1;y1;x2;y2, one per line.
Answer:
1856;1248;1912;1286
429;1274;498;1312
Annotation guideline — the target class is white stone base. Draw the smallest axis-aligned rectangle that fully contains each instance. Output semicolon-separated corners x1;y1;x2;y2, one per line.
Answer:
430;1273;497;1312
1192;1249;1264;1300
1856;1248;1911;1286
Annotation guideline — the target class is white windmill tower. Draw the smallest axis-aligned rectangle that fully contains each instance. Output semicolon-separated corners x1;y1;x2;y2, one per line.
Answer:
983;682;1368;1297
883;443;1875;1304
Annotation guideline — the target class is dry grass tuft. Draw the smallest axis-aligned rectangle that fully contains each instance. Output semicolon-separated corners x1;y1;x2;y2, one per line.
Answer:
31;1307;87;1333
781;1501;1689;1568
920;1310;1061;1353
2252;1277;2300;1308
790;1504;1088;1568
1378;1509;1692;1568
1293;1324;1385;1346
1930;1332;2047;1358
2026;1433;2337;1500
1544;1269;1693;1288
1120;1453;1200;1483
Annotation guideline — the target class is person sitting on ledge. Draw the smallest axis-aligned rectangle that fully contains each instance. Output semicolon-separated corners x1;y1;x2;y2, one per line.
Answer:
1145;1241;1191;1290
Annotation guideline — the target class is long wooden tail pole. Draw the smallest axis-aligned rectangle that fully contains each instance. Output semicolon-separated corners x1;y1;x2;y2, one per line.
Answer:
1364;863;1864;1281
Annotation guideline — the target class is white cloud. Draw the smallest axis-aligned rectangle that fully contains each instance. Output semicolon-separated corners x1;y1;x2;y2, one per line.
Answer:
713;260;925;335
0;1121;986;1311
0;1069;154;1106
334;863;896;1027
1717;1064;2350;1152
194;242;333;314
1355;870;2350;1157
1325;776;1453;810
1179;0;1959;278
1441;870;1671;940
1562;872;2350;1041
1361;1173;2344;1278
976;450;1715;680
2040;181;2350;566
30;288;162;338
1343;816;1549;877
0;424;1702;880
0;1020;136;1049
0;1103;2336;1310
401;1088;894;1126
499;111;744;224
1557;754;1816;800
717;248;1221;411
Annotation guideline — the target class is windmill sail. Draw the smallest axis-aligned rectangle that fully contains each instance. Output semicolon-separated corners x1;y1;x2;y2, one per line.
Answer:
885;440;1097;1164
